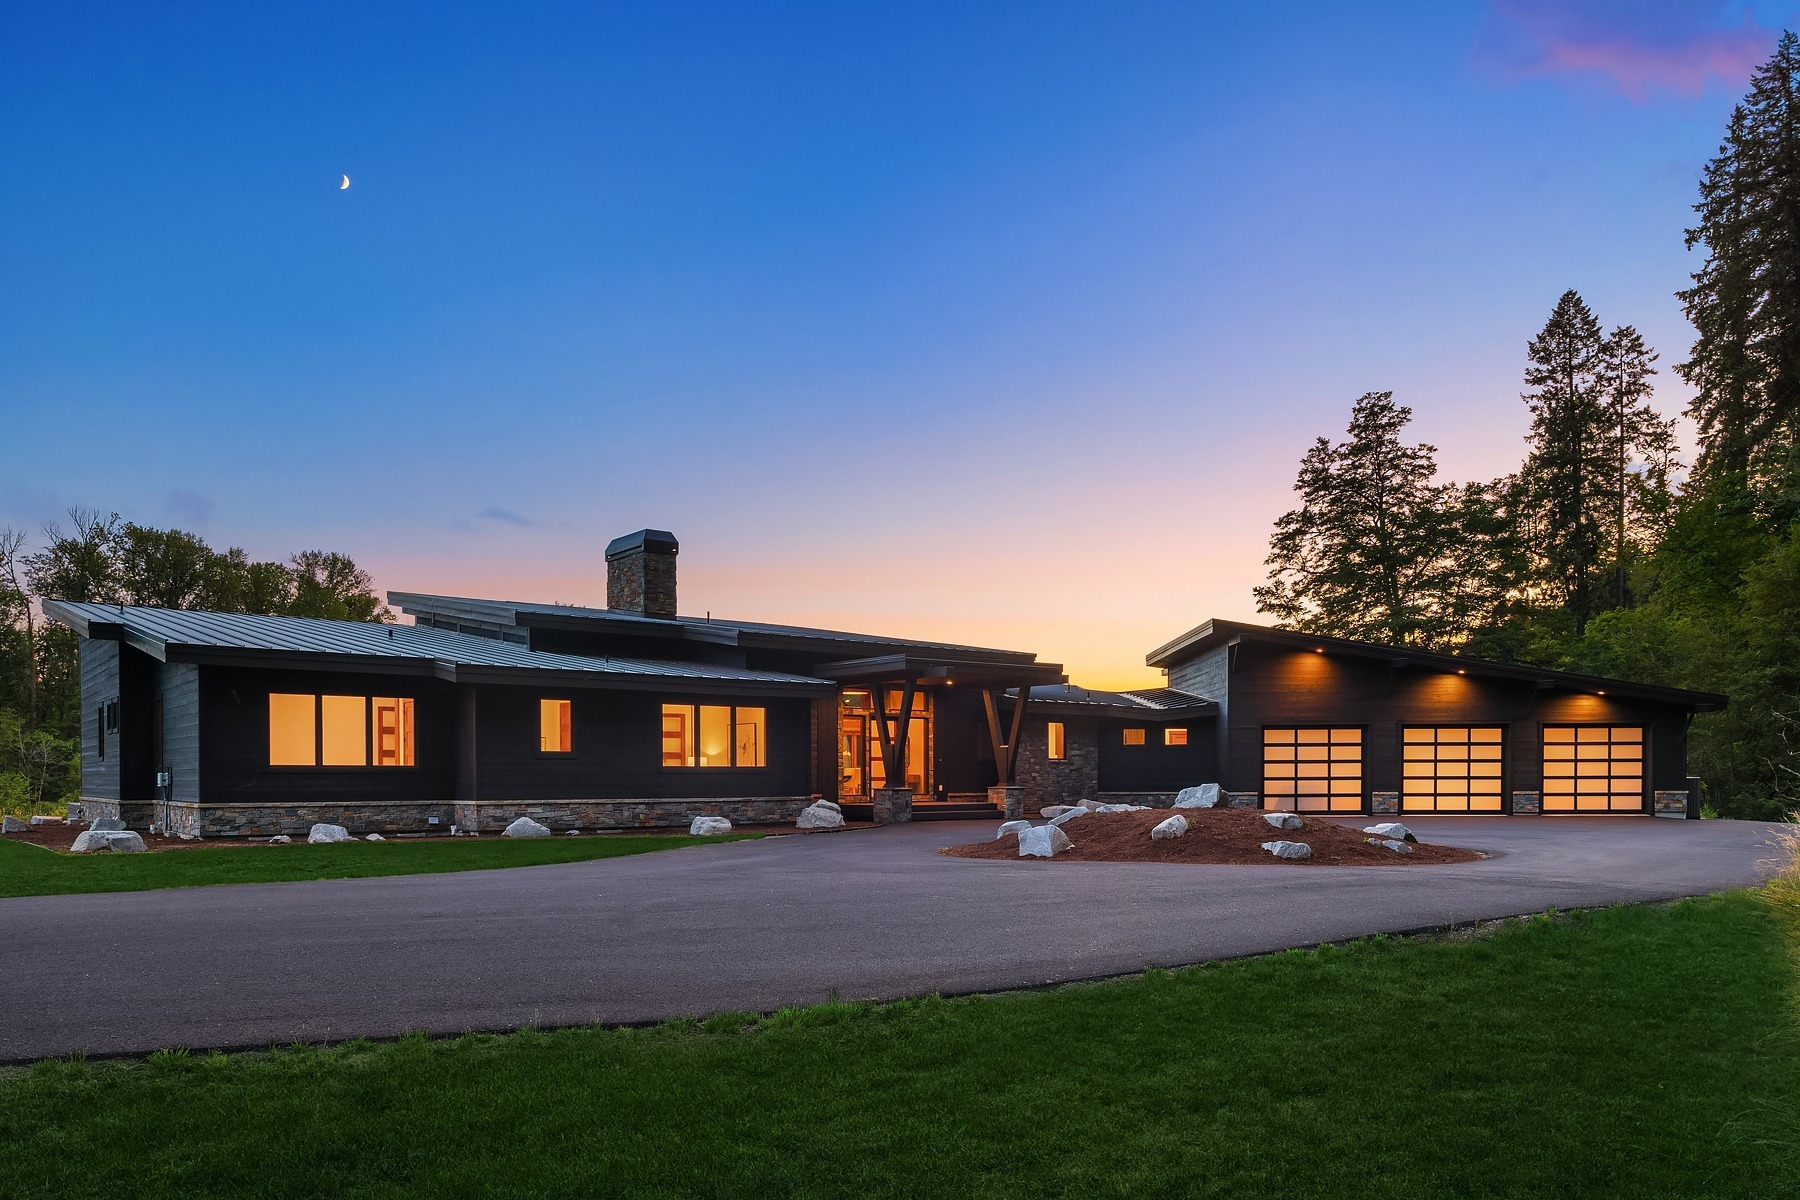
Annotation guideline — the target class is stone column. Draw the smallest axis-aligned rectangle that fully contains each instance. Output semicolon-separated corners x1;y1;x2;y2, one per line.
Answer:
871;787;914;825
1510;791;1541;815
1369;791;1400;815
989;784;1025;820
1653;790;1689;819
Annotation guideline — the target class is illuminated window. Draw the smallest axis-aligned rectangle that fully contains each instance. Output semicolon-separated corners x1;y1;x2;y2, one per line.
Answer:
1164;727;1189;747
663;703;768;767
270;693;415;767
1263;727;1362;812
1047;721;1066;761
539;699;572;753
1122;728;1146;746
1402;726;1503;812
1542;726;1643;812
269;693;317;766
372;698;415;767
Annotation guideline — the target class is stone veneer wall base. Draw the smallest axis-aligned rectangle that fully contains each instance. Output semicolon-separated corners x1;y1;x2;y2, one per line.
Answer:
870;788;914;825
1653;790;1690;819
1510;791;1542;816
1369;791;1400;816
160;797;812;838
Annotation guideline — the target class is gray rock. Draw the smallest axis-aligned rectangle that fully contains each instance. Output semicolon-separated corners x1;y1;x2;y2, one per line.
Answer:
1048;807;1088;828
565;829;583;836
307;823;352;844
29;815;62;825
1260;840;1312;860
1094;803;1142;814
91;817;127;832
1078;799;1105;811
1;814;27;834
1039;805;1077;820
813;799;842;813
1367;837;1415;855
1151;814;1189;840
71;830;145;854
1173;783;1222;809
364;833;386;842
995;820;1032;840
1017;825;1074;858
1263;811;1303;831
690;816;734;836
796;803;845;830
1363;822;1417;843
502;817;552;839
267;835;291;845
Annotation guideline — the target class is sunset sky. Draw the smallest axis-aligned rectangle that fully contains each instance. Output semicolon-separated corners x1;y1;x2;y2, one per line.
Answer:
3;2;1795;688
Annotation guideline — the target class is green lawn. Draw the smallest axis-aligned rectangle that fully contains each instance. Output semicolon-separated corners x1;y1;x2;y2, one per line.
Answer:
0;831;764;898
4;887;1797;1199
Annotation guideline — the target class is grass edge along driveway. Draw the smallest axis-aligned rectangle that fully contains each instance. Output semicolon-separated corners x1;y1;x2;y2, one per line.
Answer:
4;873;1799;1199
0;831;765;898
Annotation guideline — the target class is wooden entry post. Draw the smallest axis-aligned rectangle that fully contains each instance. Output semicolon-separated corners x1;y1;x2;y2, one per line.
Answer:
981;686;1031;786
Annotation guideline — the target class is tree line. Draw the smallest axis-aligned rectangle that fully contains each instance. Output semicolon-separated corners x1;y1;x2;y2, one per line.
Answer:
1258;33;1800;820
0;511;387;814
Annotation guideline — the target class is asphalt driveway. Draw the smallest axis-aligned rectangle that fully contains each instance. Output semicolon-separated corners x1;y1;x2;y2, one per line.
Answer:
0;816;1786;1062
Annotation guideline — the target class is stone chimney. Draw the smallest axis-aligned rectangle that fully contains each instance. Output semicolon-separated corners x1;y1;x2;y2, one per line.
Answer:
605;529;679;619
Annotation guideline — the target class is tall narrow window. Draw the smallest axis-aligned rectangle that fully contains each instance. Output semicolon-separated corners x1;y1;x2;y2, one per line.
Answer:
662;703;768;767
269;694;317;766
698;705;732;767
1047;721;1066;761
96;704;107;762
539;699;572;754
373;697;416;766
734;707;766;768
1164;727;1189;747
320;695;367;766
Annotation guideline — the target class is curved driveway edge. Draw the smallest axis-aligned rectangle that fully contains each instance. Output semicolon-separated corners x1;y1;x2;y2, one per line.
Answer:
0;817;1785;1062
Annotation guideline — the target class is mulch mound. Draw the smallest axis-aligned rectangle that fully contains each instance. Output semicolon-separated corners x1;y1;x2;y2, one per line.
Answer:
940;806;1483;866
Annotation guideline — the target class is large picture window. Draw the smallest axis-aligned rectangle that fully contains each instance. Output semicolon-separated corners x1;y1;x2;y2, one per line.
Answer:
1542;726;1644;812
269;693;415;767
1402;726;1504;812
1263;727;1363;812
662;704;766;768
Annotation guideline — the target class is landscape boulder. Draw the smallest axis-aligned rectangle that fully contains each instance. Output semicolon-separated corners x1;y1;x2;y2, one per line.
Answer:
565;830;582;836
1368;837;1415;855
1039;805;1077;820
995;820;1032;840
690;816;734;836
1260;840;1312;860
1151;814;1189;840
1048;807;1088;828
1094;803;1147;814
1078;799;1105;811
267;835;291;845
502;817;552;839
71;830;146;854
796;803;845;830
1;814;27;834
307;823;352;844
364;833;386;842
1173;783;1221;810
29;815;62;825
1017;824;1074;858
1363;822;1417;843
91;817;127;832
1263;812;1303;831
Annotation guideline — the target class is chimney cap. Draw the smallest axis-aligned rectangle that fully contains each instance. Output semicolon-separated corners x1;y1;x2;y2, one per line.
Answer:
605;529;679;561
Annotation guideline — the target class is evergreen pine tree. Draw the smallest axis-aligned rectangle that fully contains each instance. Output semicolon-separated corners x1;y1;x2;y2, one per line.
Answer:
1596;324;1678;605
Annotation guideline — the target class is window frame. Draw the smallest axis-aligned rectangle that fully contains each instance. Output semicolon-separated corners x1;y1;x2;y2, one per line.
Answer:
266;691;421;771
660;702;771;770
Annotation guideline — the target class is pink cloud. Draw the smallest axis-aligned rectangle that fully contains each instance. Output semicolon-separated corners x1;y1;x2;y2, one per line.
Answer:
1485;1;1782;101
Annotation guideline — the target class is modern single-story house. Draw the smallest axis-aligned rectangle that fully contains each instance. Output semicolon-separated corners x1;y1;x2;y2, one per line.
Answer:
46;529;1726;837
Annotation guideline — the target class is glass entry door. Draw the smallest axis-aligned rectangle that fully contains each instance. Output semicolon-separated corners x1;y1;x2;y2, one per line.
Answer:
838;690;932;797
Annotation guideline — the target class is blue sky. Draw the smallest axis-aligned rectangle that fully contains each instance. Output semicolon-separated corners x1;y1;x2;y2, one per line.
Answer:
1;1;1792;685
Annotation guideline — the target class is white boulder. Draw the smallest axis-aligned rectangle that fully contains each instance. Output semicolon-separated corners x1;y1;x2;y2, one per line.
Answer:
1017;825;1074;858
1;814;27;834
1039;805;1077;820
71;830;146;854
1151;814;1189;840
565;829;583;836
307;823;352;844
1093;803;1139;814
1260;840;1312;860
690;816;734;836
1048;807;1088;828
1173;783;1222;809
268;835;291;845
995;820;1032;840
1263;812;1303;831
364;833;386;842
1368;837;1415;855
1363;822;1416;842
30;814;62;825
796;803;845;830
1078;799;1105;811
90;817;127;832
502;817;552;839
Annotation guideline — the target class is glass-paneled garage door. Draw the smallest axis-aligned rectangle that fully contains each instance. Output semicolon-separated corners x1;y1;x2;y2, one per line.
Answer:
1262;727;1363;812
1542;726;1645;812
1402;726;1505;812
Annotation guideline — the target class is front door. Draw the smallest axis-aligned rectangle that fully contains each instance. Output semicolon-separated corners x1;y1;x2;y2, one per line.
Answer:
838;690;932;797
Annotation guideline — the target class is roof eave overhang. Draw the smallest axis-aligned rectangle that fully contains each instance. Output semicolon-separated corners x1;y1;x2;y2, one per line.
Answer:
817;654;1066;688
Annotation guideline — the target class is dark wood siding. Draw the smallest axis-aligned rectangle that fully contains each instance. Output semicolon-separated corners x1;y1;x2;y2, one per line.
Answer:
159;662;202;806
78;637;121;802
1096;718;1218;792
1167;644;1230;780
472;686;810;800
1217;642;1695;810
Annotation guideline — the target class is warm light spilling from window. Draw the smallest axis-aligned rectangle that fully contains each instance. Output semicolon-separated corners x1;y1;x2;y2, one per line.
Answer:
1047;721;1066;761
1542;725;1643;812
734;707;765;768
540;699;572;753
320;695;366;765
1164;727;1189;747
1122;728;1146;746
663;703;765;767
269;693;316;766
373;697;415;766
270;693;414;766
1263;726;1363;813
1402;726;1503;812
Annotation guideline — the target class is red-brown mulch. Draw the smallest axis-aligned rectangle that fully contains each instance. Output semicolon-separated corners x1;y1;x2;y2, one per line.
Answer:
939;806;1483;866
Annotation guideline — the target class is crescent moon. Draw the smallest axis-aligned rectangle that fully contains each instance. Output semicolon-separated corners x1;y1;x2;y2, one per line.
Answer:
340;175;350;190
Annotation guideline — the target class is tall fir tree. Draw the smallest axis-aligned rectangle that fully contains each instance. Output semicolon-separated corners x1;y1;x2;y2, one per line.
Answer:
1254;392;1463;647
1595;324;1678;606
1677;31;1800;510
